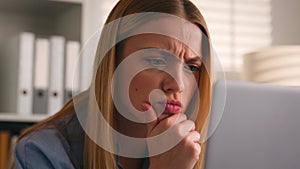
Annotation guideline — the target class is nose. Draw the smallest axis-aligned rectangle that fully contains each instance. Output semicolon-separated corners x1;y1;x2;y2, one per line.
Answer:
162;67;185;94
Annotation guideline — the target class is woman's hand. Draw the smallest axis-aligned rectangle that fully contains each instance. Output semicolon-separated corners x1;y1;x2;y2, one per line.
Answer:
146;108;201;169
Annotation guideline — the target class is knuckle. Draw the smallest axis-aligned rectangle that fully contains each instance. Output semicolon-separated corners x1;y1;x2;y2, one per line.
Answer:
171;125;184;139
164;118;174;127
185;133;194;142
195;143;201;154
182;136;191;145
180;113;187;120
188;120;196;130
195;131;201;140
191;143;201;160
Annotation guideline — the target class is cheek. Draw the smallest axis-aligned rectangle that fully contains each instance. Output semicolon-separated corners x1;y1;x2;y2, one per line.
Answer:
130;75;147;95
182;77;199;111
129;72;160;107
182;89;193;109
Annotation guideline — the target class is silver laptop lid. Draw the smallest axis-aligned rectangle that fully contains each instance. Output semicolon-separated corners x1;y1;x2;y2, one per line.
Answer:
205;81;300;169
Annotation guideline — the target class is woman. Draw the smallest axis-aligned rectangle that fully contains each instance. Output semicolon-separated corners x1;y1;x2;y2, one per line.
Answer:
14;0;212;169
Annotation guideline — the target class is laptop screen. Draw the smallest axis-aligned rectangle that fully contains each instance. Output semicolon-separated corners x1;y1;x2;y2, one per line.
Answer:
205;81;300;169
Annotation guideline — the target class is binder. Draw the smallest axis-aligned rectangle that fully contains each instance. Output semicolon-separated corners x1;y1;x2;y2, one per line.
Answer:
0;131;9;169
16;32;35;115
33;38;50;114
48;36;65;115
64;41;80;102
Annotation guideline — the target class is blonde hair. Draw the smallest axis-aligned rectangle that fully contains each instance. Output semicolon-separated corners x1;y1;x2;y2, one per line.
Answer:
16;0;212;169
86;0;212;168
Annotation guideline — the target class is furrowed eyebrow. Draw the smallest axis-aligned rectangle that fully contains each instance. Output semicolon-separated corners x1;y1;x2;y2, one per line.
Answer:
185;56;202;64
139;47;203;64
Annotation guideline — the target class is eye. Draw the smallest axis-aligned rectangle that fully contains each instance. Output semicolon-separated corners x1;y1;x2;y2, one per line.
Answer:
146;58;167;66
184;64;201;72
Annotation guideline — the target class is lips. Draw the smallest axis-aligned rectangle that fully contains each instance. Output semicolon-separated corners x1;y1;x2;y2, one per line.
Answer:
142;99;182;115
160;99;182;114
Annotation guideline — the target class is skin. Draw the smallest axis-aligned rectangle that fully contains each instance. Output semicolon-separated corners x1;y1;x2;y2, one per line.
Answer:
116;20;203;169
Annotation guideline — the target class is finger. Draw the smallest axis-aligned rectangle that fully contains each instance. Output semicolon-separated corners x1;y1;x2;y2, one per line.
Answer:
194;142;201;158
188;131;201;159
143;103;159;133
188;130;201;143
147;113;187;136
178;120;195;134
157;113;187;130
141;103;158;122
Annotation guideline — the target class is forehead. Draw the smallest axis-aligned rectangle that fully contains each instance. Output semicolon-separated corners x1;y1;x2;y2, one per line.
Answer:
120;34;201;60
122;17;203;57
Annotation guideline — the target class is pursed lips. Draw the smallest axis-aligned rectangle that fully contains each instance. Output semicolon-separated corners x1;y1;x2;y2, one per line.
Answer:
142;99;183;116
158;99;182;114
141;99;183;123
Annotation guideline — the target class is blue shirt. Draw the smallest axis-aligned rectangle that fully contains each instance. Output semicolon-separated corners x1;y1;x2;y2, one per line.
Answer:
13;112;149;169
14;113;84;169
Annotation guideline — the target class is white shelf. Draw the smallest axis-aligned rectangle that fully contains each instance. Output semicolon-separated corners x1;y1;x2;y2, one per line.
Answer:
0;113;50;123
0;0;82;114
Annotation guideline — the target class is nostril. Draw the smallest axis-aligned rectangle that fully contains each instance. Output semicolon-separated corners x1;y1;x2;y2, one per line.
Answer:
163;78;184;93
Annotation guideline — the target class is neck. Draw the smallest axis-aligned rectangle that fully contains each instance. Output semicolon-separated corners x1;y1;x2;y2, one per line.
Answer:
116;112;148;138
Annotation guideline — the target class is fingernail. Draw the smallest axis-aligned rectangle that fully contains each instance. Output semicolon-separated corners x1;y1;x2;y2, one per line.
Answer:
141;103;151;111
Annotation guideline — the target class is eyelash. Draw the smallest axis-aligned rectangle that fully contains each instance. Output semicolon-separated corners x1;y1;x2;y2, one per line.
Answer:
185;65;201;72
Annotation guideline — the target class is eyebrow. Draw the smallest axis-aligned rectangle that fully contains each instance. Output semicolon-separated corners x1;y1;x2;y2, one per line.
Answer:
185;56;202;64
141;47;203;64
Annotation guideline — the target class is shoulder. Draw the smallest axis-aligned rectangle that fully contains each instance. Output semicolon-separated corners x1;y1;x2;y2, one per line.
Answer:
14;126;78;169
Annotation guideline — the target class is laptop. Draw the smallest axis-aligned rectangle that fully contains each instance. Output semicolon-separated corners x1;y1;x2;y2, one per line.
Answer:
205;81;300;169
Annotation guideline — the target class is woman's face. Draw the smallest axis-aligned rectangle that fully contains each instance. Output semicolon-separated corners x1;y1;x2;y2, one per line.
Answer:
116;20;203;123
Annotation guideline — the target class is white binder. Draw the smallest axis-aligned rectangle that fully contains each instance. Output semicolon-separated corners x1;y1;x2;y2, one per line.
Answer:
16;32;35;115
33;38;50;114
48;36;65;115
64;41;80;102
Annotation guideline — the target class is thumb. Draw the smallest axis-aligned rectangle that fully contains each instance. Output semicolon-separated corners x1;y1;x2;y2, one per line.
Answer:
141;103;159;135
